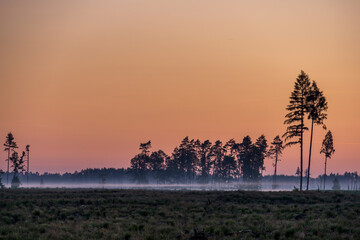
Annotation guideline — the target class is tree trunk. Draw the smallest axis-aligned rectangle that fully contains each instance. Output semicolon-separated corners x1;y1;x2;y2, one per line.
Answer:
7;149;10;185
324;156;327;190
273;152;278;189
300;110;304;191
306;119;314;190
27;150;30;185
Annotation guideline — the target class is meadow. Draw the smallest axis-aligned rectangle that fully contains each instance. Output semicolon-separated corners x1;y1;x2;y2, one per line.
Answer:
0;189;359;240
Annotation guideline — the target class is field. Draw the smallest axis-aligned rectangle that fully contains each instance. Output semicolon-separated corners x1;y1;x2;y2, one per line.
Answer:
0;189;359;240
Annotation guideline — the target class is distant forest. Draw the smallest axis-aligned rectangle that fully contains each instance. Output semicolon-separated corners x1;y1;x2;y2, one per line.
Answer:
5;168;359;191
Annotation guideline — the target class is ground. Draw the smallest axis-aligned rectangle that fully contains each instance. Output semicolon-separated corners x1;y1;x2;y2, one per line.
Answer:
0;189;359;239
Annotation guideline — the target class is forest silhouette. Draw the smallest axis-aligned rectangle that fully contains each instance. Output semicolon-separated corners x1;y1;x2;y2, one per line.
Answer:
0;70;345;191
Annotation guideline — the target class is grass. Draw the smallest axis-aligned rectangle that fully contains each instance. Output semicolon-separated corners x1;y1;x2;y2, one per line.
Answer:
0;189;359;239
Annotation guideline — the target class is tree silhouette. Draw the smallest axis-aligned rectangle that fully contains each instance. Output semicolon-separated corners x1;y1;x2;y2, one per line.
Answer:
211;140;224;181
221;139;238;181
3;133;18;185
174;137;198;183
195;139;213;183
149;150;167;183
221;155;237;181
10;151;26;188
130;154;148;183
225;139;239;179
283;70;311;191
320;130;335;190
254;135;268;179
130;141;152;183
239;136;254;181
165;149;181;183
238;136;267;182
268;135;284;189
140;141;151;155
306;81;328;190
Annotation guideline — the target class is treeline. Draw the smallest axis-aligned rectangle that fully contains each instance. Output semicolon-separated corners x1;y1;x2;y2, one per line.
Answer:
4;168;129;185
129;136;280;184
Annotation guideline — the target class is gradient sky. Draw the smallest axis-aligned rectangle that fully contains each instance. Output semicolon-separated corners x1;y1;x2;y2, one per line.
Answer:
0;0;359;175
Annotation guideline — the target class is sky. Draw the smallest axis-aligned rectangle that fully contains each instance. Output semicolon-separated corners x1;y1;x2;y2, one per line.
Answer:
0;0;359;175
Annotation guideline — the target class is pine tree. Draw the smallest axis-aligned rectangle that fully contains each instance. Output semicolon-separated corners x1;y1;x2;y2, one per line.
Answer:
211;140;224;181
268;136;284;189
3;133;18;185
222;139;238;181
130;141;152;184
195;139;213;183
254;135;268;180
283;70;311;191
239;136;253;181
149;150;167;183
169;137;198;183
10;151;26;188
306;81;328;190
320;131;335;190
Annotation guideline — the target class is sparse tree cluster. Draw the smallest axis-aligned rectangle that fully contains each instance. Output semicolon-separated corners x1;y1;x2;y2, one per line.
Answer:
2;133;30;188
284;70;333;191
130;135;272;184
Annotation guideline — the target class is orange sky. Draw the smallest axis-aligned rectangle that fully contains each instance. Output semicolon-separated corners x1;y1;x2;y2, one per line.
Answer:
0;0;359;175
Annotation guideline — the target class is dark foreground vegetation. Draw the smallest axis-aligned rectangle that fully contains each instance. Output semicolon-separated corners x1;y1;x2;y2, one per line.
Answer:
0;189;359;240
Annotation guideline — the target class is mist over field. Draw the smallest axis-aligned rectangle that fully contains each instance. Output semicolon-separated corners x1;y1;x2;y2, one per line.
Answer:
4;171;358;192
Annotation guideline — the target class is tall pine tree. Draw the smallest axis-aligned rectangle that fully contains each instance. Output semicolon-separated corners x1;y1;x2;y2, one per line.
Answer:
306;81;328;190
283;70;311;191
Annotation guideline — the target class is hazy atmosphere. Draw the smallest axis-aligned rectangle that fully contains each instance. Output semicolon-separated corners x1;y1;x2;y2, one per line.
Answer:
1;0;359;175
